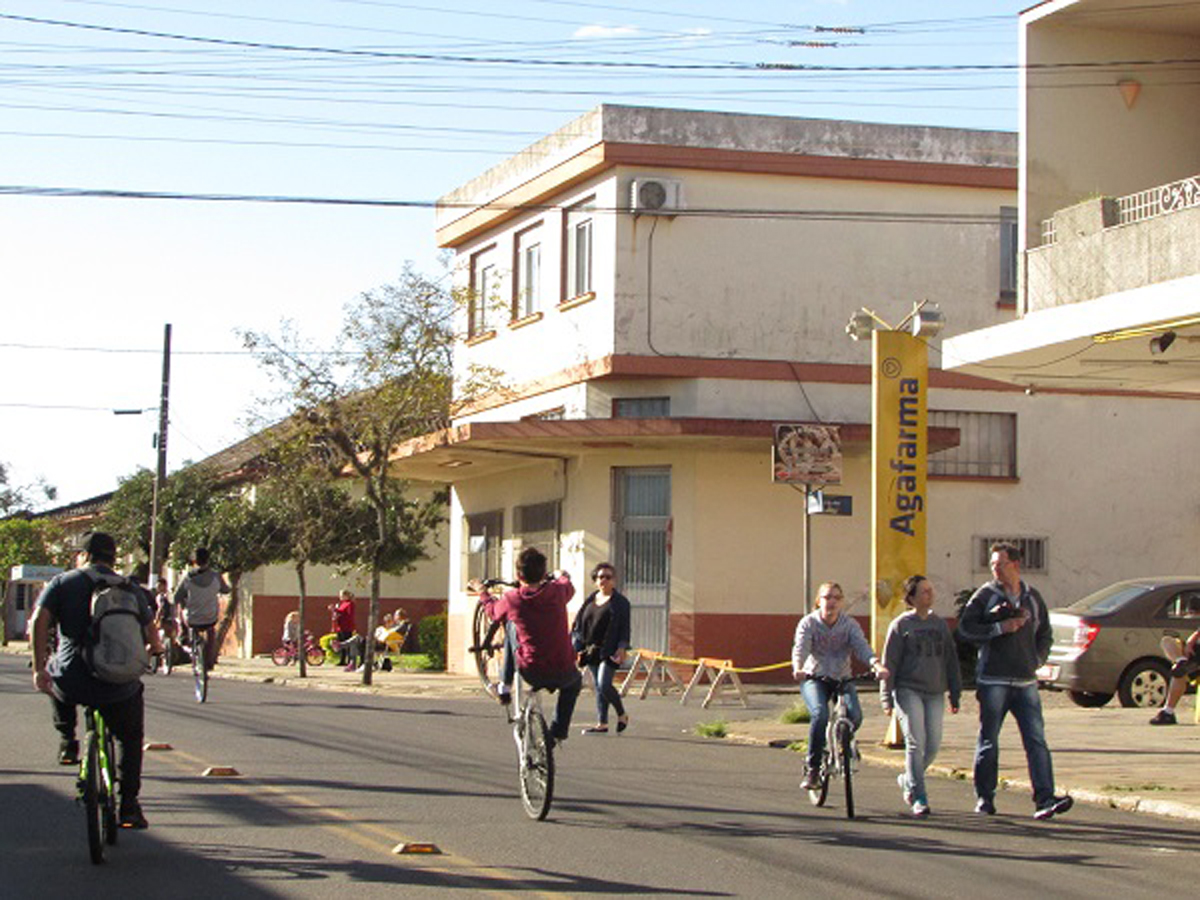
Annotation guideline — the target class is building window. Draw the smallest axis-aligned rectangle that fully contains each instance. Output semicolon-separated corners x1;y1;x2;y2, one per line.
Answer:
469;248;499;337
614;396;670;418
466;510;503;582
974;536;1048;574
515;226;542;319
566;199;594;300
1000;206;1018;305
928;410;1016;478
514;501;560;569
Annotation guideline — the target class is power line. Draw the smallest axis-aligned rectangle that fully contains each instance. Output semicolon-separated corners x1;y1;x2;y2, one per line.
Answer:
0;184;1016;222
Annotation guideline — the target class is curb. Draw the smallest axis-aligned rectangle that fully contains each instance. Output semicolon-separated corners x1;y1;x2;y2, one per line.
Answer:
731;726;1200;823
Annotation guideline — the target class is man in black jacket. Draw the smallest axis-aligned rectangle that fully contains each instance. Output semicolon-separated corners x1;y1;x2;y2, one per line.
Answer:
958;541;1072;820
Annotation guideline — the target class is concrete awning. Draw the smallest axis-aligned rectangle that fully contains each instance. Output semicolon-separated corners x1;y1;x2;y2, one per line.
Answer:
387;417;959;482
942;277;1200;395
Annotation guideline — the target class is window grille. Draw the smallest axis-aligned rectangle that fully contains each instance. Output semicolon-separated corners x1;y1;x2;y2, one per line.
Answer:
974;536;1048;574
929;410;1016;478
614;396;670;418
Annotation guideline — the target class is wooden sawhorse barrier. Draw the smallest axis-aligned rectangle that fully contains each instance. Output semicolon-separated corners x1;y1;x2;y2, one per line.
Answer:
680;657;748;709
619;649;684;698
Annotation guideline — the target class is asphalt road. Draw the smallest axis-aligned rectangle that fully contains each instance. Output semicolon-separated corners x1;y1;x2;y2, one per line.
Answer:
3;654;1198;899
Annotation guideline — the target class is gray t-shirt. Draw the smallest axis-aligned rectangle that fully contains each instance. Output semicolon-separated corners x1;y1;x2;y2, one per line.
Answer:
791;610;876;679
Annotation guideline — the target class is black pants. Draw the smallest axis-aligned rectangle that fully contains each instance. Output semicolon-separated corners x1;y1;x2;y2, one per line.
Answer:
53;684;146;803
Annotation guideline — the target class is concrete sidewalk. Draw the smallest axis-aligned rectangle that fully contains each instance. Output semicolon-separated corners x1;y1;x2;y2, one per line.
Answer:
8;642;1199;821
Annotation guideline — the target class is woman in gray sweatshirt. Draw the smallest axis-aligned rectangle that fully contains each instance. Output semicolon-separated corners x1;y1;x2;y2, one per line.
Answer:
880;574;962;817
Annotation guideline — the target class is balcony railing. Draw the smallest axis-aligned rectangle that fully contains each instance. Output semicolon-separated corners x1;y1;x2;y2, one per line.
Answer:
1040;173;1200;246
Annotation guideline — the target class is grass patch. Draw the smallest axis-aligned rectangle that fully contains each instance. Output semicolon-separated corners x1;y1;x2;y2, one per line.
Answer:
694;719;728;739
779;704;811;725
395;653;441;671
1101;783;1174;793
785;740;807;753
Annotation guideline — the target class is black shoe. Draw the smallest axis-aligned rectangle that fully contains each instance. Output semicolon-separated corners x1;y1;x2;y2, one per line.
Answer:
1033;795;1073;821
119;801;149;830
58;741;79;766
1149;709;1177;726
975;797;996;815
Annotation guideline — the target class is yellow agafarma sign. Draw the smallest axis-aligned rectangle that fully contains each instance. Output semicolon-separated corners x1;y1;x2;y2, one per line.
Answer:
871;331;928;650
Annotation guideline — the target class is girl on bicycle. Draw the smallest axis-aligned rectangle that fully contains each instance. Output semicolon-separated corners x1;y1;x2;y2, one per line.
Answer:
792;582;887;791
880;575;961;817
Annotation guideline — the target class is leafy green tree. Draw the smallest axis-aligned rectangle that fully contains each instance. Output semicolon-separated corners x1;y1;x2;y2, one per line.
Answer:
102;464;222;578
244;263;482;684
0;461;56;517
252;433;364;676
0;518;57;645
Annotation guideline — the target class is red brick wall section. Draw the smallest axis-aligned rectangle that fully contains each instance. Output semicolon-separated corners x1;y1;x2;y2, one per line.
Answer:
249;595;448;656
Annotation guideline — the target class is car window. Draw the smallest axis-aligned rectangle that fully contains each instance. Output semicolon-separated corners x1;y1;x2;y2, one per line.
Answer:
1160;590;1200;620
1065;583;1150;614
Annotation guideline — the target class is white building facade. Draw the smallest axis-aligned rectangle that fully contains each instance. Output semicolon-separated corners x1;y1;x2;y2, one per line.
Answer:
394;104;1200;676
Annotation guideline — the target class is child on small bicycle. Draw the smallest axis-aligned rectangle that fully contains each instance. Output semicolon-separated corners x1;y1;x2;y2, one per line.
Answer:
792;582;887;790
470;547;582;745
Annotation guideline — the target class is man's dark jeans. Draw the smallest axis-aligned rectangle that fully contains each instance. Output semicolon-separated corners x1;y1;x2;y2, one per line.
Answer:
973;682;1055;806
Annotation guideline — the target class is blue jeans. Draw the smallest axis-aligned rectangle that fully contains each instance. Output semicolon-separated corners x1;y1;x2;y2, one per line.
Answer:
895;687;945;805
973;682;1056;806
587;660;626;725
801;678;862;772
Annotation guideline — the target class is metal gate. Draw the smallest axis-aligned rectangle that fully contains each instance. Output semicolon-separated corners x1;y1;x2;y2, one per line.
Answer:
613;467;671;653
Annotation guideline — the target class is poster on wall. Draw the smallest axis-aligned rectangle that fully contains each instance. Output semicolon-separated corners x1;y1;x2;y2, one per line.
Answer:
772;424;842;485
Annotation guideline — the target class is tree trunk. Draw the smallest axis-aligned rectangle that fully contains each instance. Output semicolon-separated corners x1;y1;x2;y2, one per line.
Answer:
217;571;241;655
296;561;308;678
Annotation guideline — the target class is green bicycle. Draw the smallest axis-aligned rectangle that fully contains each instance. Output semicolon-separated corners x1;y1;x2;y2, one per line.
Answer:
78;706;120;864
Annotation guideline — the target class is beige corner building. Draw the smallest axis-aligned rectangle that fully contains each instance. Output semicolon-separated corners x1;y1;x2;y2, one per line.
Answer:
395;99;1200;676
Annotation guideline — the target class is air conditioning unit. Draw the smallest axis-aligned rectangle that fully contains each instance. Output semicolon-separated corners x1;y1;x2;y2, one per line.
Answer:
630;177;684;215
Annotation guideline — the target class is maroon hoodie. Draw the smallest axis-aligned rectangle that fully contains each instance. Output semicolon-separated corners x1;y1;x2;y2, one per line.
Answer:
481;575;575;675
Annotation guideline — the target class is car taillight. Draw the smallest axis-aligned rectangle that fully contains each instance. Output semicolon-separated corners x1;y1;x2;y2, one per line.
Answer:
1073;621;1100;650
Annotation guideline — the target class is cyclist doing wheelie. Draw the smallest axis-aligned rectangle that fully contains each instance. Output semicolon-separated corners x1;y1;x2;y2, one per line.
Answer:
792;582;887;791
469;547;581;746
174;547;229;672
29;531;162;830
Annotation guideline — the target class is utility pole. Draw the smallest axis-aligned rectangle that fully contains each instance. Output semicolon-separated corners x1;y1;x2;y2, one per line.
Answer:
148;324;172;585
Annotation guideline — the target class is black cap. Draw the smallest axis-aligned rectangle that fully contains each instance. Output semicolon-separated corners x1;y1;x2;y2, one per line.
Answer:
76;531;117;558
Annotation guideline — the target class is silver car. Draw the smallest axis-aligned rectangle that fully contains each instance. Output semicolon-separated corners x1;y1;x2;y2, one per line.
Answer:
1038;577;1200;708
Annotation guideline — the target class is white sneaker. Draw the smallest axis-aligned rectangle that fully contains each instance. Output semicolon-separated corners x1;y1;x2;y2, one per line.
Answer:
898;773;914;806
912;801;930;818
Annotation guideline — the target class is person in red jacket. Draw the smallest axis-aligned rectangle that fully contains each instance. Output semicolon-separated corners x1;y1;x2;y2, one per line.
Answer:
471;547;581;745
329;589;356;667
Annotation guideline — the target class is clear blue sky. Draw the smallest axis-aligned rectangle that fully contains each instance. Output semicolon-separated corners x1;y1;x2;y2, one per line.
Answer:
0;0;1032;507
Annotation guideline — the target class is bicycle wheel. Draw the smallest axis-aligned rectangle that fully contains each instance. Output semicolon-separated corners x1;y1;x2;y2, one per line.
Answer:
471;600;505;693
82;732;104;864
306;646;326;666
518;705;555;821
836;719;855;819
271;646;291;666
101;726;119;845
193;634;208;703
807;750;831;807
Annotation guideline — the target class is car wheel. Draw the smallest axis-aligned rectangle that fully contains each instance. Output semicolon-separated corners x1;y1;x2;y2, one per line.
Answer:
1117;659;1170;708
1068;690;1113;708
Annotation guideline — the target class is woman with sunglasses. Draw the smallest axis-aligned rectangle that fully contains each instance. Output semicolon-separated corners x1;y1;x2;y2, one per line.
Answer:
571;562;632;734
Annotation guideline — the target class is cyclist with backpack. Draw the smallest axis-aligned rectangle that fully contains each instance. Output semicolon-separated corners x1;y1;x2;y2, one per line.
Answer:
173;547;229;671
29;531;161;829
